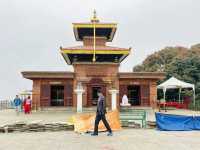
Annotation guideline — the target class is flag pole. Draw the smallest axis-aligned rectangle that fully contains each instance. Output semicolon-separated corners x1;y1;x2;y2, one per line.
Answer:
92;10;97;62
92;22;96;62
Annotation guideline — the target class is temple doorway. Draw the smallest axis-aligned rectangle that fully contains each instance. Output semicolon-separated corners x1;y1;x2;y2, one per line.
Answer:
87;78;106;106
92;86;101;105
127;85;141;106
50;85;64;106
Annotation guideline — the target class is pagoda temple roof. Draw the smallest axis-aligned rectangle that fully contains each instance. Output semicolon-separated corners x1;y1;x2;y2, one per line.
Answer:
60;45;130;54
60;46;131;64
73;23;117;42
60;11;131;65
73;22;117;27
73;11;117;42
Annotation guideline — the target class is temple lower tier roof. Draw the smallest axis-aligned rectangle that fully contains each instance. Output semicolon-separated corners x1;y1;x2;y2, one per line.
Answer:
60;46;131;64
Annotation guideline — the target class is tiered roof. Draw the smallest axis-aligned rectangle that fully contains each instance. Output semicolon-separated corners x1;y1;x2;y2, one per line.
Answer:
60;11;131;64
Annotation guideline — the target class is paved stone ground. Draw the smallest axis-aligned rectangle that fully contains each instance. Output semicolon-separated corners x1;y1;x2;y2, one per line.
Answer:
1;109;200;150
0;109;74;125
0;108;199;125
1;129;200;150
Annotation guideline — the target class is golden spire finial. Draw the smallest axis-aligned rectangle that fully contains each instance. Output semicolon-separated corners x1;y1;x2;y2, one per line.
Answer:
91;9;99;23
93;9;97;19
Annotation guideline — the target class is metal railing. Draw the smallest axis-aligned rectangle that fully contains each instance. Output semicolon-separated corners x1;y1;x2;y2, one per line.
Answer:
0;100;14;110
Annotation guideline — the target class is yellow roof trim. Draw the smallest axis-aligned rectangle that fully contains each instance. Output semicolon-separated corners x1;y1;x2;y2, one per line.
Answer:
73;24;117;28
61;49;130;55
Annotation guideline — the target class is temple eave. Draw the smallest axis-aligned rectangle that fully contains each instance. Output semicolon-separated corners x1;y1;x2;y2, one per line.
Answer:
73;23;117;28
119;72;166;79
60;49;130;55
21;71;74;79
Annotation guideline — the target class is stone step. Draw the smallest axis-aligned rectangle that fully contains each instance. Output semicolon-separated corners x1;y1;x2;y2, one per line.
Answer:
39;107;97;113
40;107;74;112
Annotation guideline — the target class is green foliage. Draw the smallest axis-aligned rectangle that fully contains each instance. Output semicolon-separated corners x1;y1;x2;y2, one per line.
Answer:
181;90;193;97
133;44;200;106
189;100;200;111
133;46;188;72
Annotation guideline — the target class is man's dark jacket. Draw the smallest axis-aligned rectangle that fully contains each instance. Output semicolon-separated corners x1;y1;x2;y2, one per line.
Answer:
97;95;106;115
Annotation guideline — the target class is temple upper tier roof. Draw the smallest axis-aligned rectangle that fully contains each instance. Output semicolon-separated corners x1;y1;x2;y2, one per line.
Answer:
73;11;117;42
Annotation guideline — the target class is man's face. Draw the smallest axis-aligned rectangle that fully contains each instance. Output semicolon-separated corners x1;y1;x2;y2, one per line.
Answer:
97;92;101;97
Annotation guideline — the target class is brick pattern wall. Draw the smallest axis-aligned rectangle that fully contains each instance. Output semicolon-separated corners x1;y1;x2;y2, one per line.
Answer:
40;84;50;107
119;79;158;107
64;82;73;106
140;84;150;106
119;85;128;103
149;81;157;108
32;79;41;110
31;75;159;109
32;79;73;109
73;63;119;108
83;37;106;46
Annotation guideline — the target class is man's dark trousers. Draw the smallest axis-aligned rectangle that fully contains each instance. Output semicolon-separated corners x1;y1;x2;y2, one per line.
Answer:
94;114;112;134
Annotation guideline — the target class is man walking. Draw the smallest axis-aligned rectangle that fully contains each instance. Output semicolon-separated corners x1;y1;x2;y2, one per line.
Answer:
13;95;22;115
91;90;113;136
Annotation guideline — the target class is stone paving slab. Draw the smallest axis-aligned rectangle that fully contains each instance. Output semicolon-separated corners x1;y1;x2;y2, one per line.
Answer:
1;108;200;127
1;109;200;150
0;129;200;150
0;109;74;125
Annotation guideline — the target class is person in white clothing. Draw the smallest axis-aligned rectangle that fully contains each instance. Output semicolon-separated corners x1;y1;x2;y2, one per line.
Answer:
120;94;131;106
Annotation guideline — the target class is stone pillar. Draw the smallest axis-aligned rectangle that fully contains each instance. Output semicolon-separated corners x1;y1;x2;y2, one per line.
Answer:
74;89;85;113
109;89;119;110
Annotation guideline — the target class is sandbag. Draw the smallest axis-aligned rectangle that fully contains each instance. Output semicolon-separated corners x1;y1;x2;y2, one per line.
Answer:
69;110;121;133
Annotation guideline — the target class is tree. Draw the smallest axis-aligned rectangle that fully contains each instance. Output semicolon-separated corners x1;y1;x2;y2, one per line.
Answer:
133;44;200;103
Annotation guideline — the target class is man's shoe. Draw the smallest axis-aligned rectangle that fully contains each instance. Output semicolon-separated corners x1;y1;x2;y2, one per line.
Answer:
107;132;113;136
91;133;98;136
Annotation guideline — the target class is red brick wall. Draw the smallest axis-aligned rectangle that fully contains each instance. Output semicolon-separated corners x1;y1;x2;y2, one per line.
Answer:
31;75;159;109
83;37;106;46
40;84;50;107
32;79;73;109
119;79;158;107
73;63;119;108
119;85;128;103
140;84;150;106
149;81;158;108
32;79;41;110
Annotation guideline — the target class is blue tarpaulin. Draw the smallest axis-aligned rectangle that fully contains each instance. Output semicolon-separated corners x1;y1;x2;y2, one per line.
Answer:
193;116;200;130
156;113;200;131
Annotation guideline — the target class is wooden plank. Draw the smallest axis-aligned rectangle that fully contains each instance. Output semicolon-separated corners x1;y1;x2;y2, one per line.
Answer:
140;85;150;106
64;83;73;106
40;84;50;107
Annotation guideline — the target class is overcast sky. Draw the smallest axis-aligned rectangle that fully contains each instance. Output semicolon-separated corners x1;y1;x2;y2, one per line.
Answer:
0;0;200;100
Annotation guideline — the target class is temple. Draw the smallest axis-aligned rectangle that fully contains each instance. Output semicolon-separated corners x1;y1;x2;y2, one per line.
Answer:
21;11;165;110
